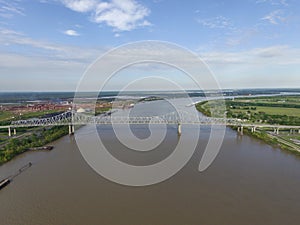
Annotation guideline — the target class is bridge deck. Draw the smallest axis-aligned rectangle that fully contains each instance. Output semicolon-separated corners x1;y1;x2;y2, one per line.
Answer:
0;111;298;130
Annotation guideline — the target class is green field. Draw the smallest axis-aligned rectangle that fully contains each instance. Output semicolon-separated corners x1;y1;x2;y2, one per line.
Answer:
231;106;300;117
237;96;300;105
281;134;300;141
196;95;300;155
0;111;14;121
207;96;300;125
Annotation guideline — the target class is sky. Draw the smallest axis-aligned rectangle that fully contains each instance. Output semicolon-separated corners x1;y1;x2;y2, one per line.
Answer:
0;0;299;91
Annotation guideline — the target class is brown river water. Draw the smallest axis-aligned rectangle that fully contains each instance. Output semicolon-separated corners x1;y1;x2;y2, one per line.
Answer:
0;99;300;225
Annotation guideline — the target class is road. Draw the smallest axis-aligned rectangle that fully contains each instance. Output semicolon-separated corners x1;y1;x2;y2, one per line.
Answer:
267;132;300;152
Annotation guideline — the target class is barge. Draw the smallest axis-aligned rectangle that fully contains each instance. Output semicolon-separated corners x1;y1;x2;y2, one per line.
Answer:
29;146;53;151
0;178;10;190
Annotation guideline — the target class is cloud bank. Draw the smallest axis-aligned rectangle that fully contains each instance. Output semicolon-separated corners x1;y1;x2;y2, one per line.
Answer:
61;0;151;31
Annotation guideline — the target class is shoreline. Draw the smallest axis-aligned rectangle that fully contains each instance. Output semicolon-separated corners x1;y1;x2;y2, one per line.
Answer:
196;100;300;156
232;126;300;156
0;126;69;165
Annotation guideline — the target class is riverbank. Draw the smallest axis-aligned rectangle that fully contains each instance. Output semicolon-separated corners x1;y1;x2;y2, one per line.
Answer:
196;96;300;156
0;126;69;165
234;126;300;156
0;104;113;165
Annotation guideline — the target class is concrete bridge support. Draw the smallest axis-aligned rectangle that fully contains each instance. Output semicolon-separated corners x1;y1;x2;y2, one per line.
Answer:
177;123;182;136
237;126;243;135
8;127;11;137
13;128;16;135
274;128;279;135
251;127;256;133
69;125;75;135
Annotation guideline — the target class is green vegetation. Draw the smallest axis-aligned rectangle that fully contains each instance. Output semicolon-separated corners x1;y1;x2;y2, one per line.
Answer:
95;107;111;116
0;110;63;126
0;108;73;164
195;101;211;117
237;96;300;105
0;104;112;164
0;111;14;121
195;100;226;117
0;137;6;144
230;106;300;117
0;126;68;164
196;96;300;125
242;128;300;156
196;95;300;155
242;128;277;145
14;110;63;120
138;96;164;102
226;98;300;125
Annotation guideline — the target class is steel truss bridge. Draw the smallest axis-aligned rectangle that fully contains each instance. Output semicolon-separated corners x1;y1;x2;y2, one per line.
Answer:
0;111;299;136
10;111;242;127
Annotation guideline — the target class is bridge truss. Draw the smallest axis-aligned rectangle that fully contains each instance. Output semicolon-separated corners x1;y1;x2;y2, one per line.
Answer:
8;111;300;130
10;110;240;127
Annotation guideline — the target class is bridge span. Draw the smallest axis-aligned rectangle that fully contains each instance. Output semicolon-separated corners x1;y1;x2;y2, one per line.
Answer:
0;111;299;136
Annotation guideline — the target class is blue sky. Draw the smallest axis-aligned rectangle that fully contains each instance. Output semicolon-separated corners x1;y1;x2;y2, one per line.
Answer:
0;0;299;91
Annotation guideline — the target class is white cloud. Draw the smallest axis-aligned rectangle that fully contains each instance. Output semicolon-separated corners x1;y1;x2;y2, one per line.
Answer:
60;0;151;31
0;28;104;62
226;28;258;47
93;0;150;31
1;26;299;90
200;45;300;66
197;16;233;29
262;10;286;24
61;0;98;12
198;45;300;89
0;27;109;91
0;0;25;18
255;0;288;6
64;29;80;36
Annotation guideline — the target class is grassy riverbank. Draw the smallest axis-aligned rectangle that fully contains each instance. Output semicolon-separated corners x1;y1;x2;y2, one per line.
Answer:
0;105;113;165
196;96;300;155
0;110;69;164
241;128;300;156
0;126;69;165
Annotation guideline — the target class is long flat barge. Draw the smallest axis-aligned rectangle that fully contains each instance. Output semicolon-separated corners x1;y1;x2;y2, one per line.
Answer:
0;179;10;190
0;162;32;190
29;146;53;151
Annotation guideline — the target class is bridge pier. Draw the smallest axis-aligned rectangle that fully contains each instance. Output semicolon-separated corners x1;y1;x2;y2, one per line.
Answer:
274;128;279;135
13;128;16;135
8;127;11;137
251;126;256;133
177;123;182;136
237;126;243;135
69;125;74;135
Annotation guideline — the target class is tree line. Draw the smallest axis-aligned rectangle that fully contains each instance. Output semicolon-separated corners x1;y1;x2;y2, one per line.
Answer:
0;126;68;164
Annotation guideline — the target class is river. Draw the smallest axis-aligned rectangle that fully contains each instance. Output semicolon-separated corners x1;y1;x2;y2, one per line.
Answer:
0;98;300;225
